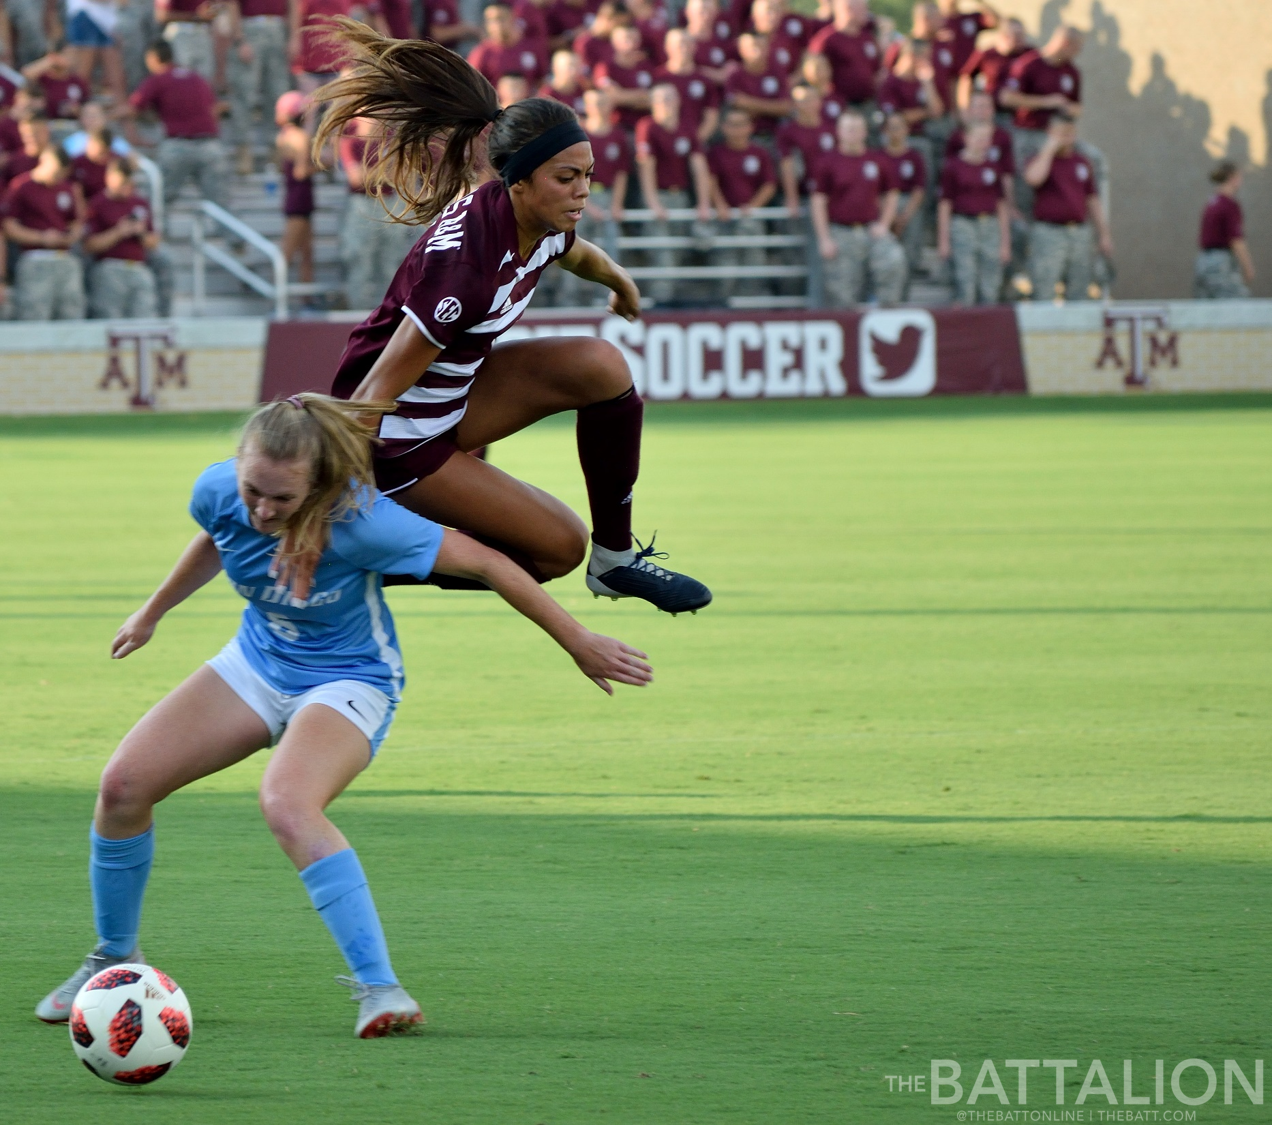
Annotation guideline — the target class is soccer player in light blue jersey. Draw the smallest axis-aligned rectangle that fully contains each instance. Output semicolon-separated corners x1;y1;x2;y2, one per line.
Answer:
35;393;653;1038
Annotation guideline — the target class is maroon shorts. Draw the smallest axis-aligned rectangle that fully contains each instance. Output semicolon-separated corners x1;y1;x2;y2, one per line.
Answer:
373;429;462;496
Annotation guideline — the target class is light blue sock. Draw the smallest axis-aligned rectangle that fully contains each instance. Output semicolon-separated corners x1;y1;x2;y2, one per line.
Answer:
299;849;398;987
89;825;154;957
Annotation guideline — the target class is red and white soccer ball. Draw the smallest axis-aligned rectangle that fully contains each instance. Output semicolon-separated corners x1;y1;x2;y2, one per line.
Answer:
70;963;192;1085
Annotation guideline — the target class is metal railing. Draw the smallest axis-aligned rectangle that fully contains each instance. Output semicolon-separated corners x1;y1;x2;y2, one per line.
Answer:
590;205;815;308
134;155;164;237
190;200;289;319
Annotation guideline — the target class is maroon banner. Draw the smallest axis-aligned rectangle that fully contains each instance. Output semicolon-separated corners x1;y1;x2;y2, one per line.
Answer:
260;306;1025;402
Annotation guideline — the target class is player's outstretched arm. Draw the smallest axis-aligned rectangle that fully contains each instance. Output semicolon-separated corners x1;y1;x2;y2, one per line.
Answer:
111;531;224;659
431;529;653;695
557;237;642;322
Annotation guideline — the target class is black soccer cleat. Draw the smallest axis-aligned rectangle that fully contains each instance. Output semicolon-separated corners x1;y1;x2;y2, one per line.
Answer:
585;535;712;616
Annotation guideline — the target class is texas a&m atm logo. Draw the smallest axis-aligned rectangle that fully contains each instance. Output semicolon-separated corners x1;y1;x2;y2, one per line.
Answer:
99;323;189;408
1095;305;1180;387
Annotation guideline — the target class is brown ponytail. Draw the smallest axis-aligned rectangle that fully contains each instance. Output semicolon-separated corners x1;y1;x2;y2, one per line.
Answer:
312;17;581;226
312;18;499;226
239;392;396;600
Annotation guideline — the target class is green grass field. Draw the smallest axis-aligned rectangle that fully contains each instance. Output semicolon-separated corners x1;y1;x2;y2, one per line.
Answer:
1;396;1269;1125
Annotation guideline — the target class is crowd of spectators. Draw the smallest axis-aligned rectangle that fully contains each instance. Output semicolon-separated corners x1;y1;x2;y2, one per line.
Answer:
0;0;1255;319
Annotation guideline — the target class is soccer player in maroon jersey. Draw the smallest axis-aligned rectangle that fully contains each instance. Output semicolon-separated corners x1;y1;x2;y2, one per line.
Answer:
936;120;1008;305
776;84;835;215
314;25;711;614
653;28;720;144
1021;112;1110;303
1194;161;1254;299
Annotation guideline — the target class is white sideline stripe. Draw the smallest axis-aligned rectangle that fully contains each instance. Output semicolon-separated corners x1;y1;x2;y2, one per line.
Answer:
380;408;467;441
363;573;404;700
401;304;444;349
397;379;473;404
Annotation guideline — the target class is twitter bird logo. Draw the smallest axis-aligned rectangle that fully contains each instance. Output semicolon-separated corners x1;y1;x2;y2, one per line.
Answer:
858;310;937;397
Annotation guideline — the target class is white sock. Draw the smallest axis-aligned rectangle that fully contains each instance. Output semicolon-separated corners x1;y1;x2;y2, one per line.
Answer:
588;539;636;575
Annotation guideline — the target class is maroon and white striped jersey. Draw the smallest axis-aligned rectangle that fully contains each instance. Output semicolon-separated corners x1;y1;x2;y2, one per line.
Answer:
332;179;576;445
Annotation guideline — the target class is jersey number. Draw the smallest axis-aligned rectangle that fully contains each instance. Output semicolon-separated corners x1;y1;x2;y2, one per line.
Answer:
265;612;301;642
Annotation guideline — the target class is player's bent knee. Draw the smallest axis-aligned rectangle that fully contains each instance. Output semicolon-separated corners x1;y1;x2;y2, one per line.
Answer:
536;513;589;579
258;785;316;848
97;761;154;820
576;339;632;399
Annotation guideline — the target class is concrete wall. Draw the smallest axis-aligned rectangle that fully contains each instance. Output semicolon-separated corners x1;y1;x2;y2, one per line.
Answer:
1006;0;1272;300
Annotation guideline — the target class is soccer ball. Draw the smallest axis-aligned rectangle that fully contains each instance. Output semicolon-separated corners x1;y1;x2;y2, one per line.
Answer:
70;963;192;1085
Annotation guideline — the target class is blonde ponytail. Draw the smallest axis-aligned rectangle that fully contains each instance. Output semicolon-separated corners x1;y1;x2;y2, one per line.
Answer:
239;393;396;600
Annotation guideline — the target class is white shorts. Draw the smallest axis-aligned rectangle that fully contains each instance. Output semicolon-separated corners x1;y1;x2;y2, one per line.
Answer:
207;639;396;756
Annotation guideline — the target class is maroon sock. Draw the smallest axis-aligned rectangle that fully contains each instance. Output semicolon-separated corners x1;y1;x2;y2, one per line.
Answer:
383;531;546;590
577;387;642;552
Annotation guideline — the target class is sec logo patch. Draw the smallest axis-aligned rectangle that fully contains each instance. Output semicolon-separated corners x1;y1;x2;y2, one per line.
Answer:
434;296;463;323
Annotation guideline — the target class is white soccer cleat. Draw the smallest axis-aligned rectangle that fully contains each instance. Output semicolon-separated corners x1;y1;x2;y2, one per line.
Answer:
35;943;145;1023
336;975;425;1039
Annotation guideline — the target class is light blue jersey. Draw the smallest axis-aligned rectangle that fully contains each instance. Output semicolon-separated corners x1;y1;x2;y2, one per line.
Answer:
190;459;445;699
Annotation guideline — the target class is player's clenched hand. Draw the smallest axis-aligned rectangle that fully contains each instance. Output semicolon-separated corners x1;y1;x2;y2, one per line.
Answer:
568;632;653;694
111;611;157;659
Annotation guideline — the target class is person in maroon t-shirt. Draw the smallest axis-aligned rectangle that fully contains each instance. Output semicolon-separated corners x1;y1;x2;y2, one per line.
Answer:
707;106;776;298
654;29;720;143
537;49;589;116
806;0;881;107
810;108;905;306
877;38;944;127
83;158;162;318
572;1;627;77
1022;113;1111;302
635;83;711;302
496;72;532;107
935;0;998;73
1194;160;1255;299
21;50;89;120
3;144;85;319
69;128;114;205
544;0;591;51
4;114;48;189
422;0;482;45
798;53;845;123
1000;26;1082;133
681;0;736;84
539;86;630;306
937;120;1008;304
123;39;226;209
627;0;668;66
879;111;926;291
594;25;656;131
723;33;791;136
749;0;807;76
956;16;1025;111
945;89;1013;177
468;3;548;87
776;84;835;212
314;33;710;610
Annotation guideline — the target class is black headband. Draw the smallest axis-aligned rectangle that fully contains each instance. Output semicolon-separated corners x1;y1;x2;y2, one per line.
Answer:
498;119;590;186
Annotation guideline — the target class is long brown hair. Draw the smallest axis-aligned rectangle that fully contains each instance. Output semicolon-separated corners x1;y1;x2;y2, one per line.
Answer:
239;393;395;600
312;17;578;226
